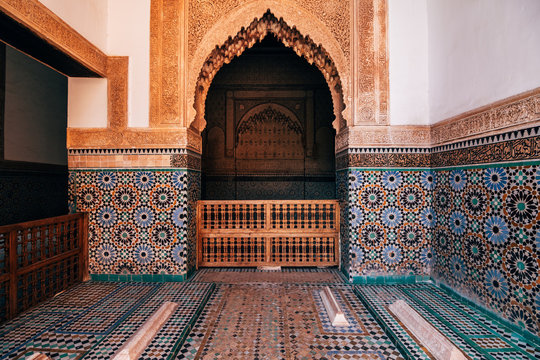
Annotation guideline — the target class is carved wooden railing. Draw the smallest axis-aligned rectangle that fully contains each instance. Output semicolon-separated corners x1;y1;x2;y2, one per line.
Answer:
0;213;88;322
197;200;339;267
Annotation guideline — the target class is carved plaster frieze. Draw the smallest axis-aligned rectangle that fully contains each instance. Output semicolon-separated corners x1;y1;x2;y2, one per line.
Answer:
352;0;389;126
0;0;107;76
336;125;431;152
431;87;540;146
150;0;186;127
67;128;190;149
185;0;353;132
188;0;350;65
107;57;129;129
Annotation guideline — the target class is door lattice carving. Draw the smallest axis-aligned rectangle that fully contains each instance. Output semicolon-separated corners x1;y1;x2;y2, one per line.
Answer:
197;200;339;267
236;104;304;160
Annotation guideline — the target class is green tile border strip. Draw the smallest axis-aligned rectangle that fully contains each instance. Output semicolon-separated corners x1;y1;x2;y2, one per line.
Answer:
90;273;188;282
168;282;216;359
351;275;432;285
352;286;417;360
435;280;540;347
345;159;540;172
352;279;540;356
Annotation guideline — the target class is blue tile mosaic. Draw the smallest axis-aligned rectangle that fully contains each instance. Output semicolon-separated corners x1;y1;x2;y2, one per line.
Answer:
344;169;435;279
69;169;193;276
433;163;540;338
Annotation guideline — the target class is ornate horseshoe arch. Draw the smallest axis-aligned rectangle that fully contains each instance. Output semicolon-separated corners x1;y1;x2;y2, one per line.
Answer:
190;10;345;134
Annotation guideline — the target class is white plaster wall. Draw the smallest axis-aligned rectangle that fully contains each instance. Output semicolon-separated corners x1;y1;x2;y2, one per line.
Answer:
427;0;540;124
67;78;108;128
107;0;150;128
388;0;429;125
39;0;109;128
39;0;108;52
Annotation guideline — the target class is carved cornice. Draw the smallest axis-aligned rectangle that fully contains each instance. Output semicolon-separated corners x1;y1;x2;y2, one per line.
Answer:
0;0;107;76
431;87;540;146
67;128;191;150
336;125;431;152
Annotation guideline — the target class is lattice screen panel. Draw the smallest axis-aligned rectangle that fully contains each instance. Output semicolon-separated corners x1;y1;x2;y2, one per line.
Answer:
198;200;339;267
16;254;79;314
201;237;266;266
270;237;336;265
270;203;337;230
200;203;266;230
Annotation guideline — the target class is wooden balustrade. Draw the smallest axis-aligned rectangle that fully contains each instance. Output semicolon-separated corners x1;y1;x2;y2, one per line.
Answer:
197;200;339;267
0;213;88;322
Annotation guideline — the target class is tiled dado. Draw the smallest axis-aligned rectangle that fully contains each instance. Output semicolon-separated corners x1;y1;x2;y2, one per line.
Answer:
343;168;436;279
337;125;540;169
68;148;201;169
432;162;540;337
69;169;200;277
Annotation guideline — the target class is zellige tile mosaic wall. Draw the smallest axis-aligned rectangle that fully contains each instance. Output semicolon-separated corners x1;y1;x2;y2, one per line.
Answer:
432;163;540;336
70;169;194;276
345;169;435;279
342;127;540;338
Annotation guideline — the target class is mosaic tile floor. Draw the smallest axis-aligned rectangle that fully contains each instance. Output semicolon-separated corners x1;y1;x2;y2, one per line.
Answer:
176;283;402;359
0;282;214;360
2;270;540;359
355;283;540;360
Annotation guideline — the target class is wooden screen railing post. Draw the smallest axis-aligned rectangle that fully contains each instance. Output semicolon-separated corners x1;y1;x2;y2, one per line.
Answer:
0;213;87;320
334;204;340;265
196;201;201;269
80;212;89;281
265;203;271;264
8;227;18;320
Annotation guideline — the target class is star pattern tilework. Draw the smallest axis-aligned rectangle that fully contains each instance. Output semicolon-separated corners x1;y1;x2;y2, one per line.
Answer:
346;169;435;278
433;164;540;337
70;170;191;276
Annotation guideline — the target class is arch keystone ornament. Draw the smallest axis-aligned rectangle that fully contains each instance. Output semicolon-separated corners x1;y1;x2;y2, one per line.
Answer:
191;10;345;134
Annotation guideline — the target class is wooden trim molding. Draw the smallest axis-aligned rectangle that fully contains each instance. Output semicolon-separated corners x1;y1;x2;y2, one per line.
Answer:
0;0;107;76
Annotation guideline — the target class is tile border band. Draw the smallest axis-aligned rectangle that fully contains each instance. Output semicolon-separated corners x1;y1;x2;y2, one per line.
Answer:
352;286;416;360
435;281;540;347
352;277;540;346
343;159;540;172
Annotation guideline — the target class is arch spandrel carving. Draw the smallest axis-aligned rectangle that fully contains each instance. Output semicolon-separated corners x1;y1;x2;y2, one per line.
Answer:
188;3;350;134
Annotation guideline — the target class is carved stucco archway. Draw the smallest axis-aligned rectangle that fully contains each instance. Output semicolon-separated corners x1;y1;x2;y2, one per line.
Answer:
189;8;347;135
